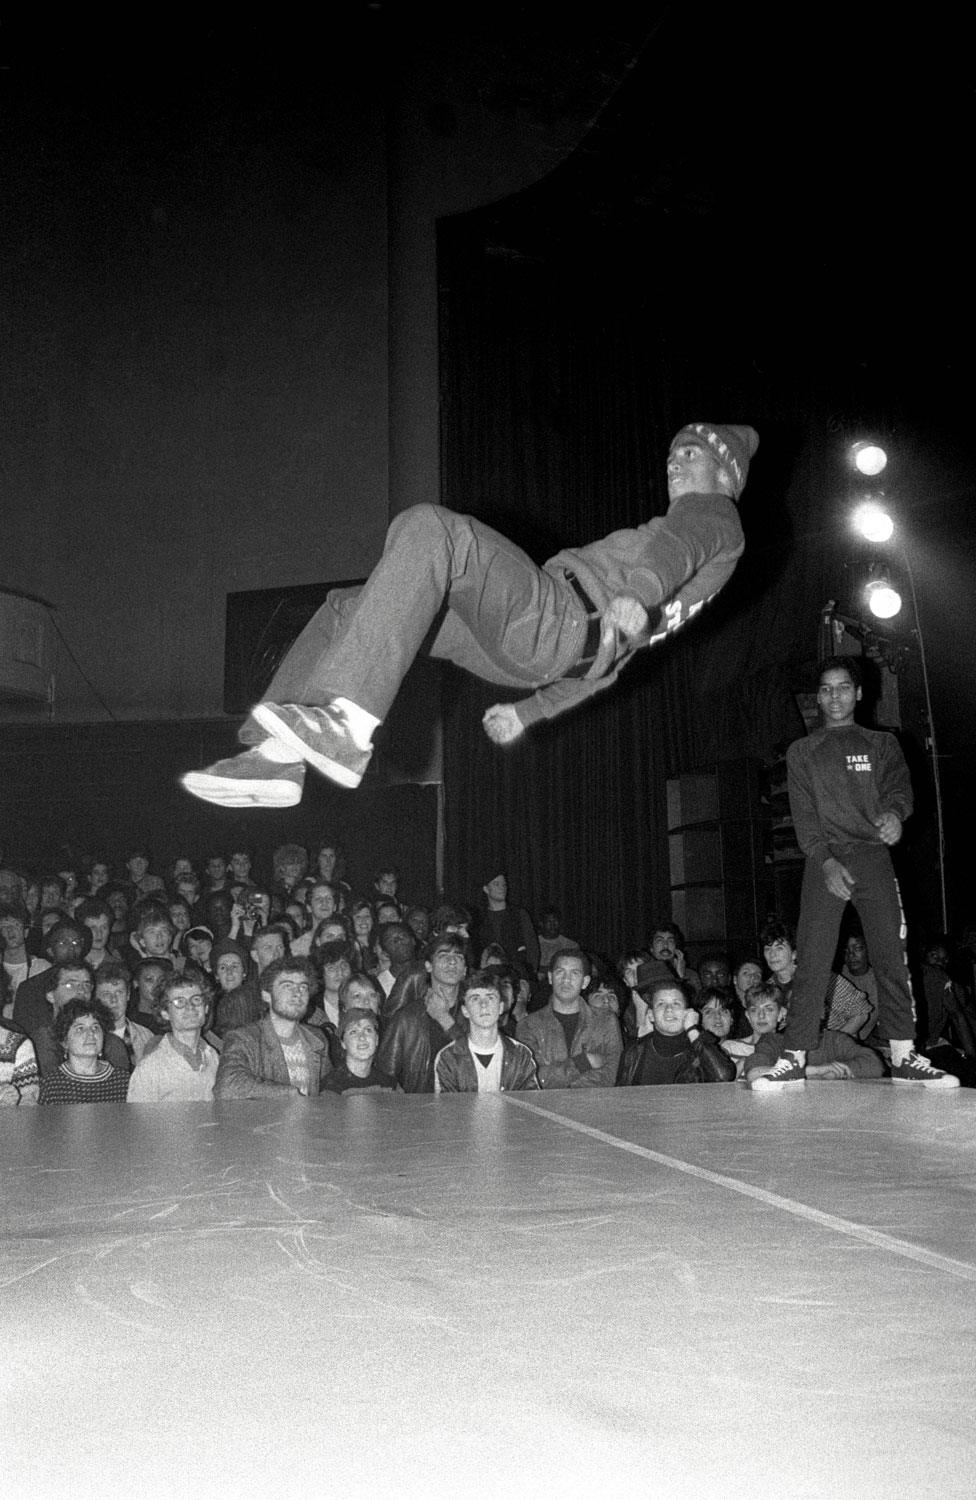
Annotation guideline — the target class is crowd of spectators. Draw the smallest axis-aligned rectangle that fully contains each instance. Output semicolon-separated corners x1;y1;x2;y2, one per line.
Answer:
2;839;975;1108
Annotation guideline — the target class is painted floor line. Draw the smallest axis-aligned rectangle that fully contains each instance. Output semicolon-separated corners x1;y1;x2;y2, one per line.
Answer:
504;1095;976;1283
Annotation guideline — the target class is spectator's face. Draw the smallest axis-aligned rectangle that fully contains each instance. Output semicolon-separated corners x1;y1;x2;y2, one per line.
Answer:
588;984;620;1016
550;954;588;1007
342;1016;379;1063
127;855;149;882
701;996;733;1038
165;984;209;1035
0;913;26;949
375;872;398;898
253;933;285;971
84;913;111;950
426;945;467;987
461;985;502;1030
169;902;191;934
733;962;762;1002
747;996;786;1035
699;958;731;990
342;978;381;1015
41;880;64;911
375;902;400;926
316;921;347;945
277;859;304;888
925;944;949;970
651;930;677;962
186;936;213;967
136;966;167;1005
215;953;245;992
53;967;93;1011
323;956;352;991
540;911;561;940
64;1013;103;1065
484;875;507;903
844;935;868;975
206;857;227;883
50;929;86;964
267;971;311;1020
352;907;373;942
316;847;337;880
406;908;430;943
651;986;689;1036
172;857;195;881
97;980;129;1025
141;921;174;957
309;886;337;923
763;939;793;973
90;863;110;891
175;877;200;905
107;890;129;922
229;852;251;882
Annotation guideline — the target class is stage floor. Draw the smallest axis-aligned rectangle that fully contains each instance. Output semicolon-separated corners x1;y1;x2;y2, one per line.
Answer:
4;1082;976;1498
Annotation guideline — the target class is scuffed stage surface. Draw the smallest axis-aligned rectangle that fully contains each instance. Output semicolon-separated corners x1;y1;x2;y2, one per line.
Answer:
4;1082;975;1498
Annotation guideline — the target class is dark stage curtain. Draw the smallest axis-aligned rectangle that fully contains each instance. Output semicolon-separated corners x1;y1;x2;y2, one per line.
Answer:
435;155;877;957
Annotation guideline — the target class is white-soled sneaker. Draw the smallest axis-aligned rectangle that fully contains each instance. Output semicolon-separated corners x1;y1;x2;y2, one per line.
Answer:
181;748;305;807
251;701;372;789
750;1051;807;1091
889;1052;960;1089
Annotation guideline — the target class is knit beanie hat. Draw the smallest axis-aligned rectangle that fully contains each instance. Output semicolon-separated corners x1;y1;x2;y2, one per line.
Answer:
670;423;759;499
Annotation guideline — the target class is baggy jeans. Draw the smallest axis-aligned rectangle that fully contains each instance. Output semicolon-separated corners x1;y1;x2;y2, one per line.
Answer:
239;503;589;740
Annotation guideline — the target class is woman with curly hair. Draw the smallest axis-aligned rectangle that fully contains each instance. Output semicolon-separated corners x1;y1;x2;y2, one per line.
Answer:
39;997;128;1105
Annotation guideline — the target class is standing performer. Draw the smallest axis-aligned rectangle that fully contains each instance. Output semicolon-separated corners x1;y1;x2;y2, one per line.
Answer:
183;422;758;806
752;656;958;1090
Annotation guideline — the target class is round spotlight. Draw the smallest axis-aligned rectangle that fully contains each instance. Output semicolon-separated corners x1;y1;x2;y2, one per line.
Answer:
851;441;888;477
865;579;902;619
852;501;894;543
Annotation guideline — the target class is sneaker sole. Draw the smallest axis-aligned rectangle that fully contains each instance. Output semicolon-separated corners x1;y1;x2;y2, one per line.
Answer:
891;1077;960;1089
251;703;365;789
750;1079;806;1092
180;771;303;808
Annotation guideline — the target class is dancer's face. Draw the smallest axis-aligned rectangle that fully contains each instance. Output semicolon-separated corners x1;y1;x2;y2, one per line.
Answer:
667;441;722;501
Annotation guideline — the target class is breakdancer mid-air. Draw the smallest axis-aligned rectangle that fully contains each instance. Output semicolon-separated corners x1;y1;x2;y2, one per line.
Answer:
183;422;758;807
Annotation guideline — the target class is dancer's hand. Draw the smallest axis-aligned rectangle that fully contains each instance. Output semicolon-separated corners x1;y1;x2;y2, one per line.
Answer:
823;857;855;899
483;703;525;744
874;811;902;846
602;595;649;649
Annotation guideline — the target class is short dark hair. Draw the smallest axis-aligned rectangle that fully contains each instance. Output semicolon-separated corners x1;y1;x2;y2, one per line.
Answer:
645;976;692;1007
259;954;316;995
759;915;795;949
44;960;95;998
818;654;862;689
75;897;113;925
94;961;131;992
548;945;589;976
459;969;503;1004
424;932;467;962
43;918;91;959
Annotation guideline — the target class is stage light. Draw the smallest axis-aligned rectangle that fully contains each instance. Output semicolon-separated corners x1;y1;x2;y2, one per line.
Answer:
850;440;888;476
852;500;895;543
864;577;902;619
